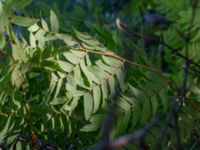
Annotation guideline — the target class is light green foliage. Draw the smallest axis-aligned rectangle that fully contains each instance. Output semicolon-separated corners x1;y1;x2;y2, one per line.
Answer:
0;0;199;149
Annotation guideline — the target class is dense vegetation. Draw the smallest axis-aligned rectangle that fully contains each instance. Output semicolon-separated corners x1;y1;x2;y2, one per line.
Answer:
0;0;200;149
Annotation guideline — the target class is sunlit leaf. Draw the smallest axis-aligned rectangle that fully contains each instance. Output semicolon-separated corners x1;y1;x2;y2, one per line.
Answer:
84;93;93;120
50;10;59;32
58;60;74;73
93;85;101;113
28;24;39;32
80;114;104;132
41;18;49;31
12;15;39;27
102;56;123;68
29;32;36;47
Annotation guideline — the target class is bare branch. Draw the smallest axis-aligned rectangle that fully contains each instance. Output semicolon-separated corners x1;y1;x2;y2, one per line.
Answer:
117;18;200;73
156;99;177;150
106;115;161;149
92;86;121;150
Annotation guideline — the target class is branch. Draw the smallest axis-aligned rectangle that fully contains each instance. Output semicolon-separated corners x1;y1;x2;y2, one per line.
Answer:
156;98;178;149
106;115;161;149
189;100;200;112
177;0;198;107
157;1;198;149
59;45;178;89
117;18;200;72
92;86;121;150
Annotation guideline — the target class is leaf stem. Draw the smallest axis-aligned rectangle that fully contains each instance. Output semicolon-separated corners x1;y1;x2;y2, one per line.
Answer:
75;46;178;89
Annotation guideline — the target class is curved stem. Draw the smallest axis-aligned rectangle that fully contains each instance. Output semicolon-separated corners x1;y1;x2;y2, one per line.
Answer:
73;46;178;89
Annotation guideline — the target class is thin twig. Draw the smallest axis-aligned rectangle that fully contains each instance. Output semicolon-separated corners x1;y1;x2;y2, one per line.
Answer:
92;83;121;150
82;47;176;87
59;45;178;89
178;0;198;108
106;115;161;149
156;98;177;150
117;18;200;72
60;45;200;114
173;106;182;149
189;100;200;112
174;1;198;147
157;1;198;149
